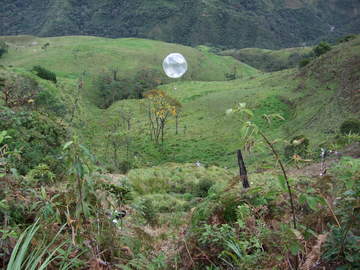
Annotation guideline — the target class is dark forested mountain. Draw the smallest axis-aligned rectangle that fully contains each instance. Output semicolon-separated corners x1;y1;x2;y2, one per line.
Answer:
1;0;360;49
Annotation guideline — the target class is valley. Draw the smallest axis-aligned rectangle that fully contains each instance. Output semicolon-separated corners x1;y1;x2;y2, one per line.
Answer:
0;34;359;269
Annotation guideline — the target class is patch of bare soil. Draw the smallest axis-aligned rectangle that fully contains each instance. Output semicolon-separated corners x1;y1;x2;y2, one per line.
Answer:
289;143;360;178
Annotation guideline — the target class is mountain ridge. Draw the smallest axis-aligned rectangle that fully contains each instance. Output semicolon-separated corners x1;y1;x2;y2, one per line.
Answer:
1;0;360;49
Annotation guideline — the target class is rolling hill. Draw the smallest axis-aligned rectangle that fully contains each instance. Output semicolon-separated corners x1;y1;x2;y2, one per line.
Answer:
0;35;359;170
0;35;257;81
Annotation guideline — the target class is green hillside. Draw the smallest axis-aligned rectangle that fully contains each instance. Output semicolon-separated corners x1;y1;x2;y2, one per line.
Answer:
67;36;360;169
1;0;360;49
0;36;257;81
221;46;313;72
1;35;359;169
1;35;360;270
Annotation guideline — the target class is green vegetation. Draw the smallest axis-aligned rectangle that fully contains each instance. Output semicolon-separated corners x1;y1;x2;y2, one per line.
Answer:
0;108;67;175
337;34;357;44
0;36;257;81
183;157;360;269
299;58;311;68
0;41;8;58
340;119;360;135
0;34;359;269
6;220;72;270
313;41;332;57
32;65;57;84
284;135;310;160
221;46;312;72
93;68;163;109
1;0;360;49
297;41;333;68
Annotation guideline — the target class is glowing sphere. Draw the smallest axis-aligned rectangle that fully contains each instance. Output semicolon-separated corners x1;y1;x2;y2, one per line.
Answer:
162;53;188;78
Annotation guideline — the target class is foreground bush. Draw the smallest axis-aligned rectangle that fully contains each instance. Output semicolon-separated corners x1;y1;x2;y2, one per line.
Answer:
0;108;67;175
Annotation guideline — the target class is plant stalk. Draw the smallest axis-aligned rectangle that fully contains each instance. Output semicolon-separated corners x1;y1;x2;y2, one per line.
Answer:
258;130;297;229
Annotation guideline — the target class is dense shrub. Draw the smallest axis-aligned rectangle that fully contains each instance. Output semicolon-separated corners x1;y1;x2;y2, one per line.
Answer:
1;74;65;115
0;75;39;108
340;119;360;135
32;65;57;83
313;42;332;57
195;178;214;197
34;89;67;117
135;198;158;226
0;109;67;175
118;160;132;174
337;34;357;44
94;68;162;109
298;41;332;69
133;68;162;98
299;58;311;68
26;163;55;185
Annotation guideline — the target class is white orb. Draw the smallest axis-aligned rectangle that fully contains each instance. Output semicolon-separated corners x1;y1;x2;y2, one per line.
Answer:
162;53;188;79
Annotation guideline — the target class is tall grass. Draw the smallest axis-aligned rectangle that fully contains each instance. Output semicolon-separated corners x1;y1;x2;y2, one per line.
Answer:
6;220;76;270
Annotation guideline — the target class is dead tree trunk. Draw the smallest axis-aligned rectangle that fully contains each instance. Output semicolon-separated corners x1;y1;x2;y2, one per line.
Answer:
237;150;250;188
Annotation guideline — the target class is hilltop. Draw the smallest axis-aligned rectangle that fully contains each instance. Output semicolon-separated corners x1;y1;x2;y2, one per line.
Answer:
1;0;360;49
0;36;257;81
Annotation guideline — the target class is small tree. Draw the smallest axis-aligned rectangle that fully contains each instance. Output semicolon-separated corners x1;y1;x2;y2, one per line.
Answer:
143;90;178;145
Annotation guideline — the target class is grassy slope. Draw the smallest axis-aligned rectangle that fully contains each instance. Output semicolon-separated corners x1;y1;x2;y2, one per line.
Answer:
221;46;313;72
0;35;257;81
99;37;360;168
1;35;359;170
